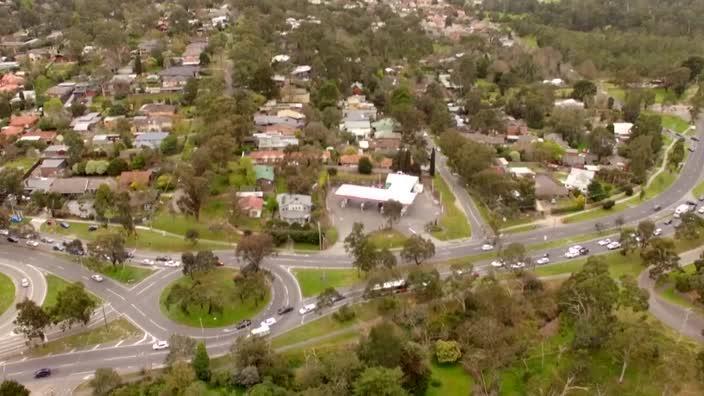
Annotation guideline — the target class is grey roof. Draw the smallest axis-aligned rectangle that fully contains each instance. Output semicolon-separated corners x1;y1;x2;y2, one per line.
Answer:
158;65;199;78
24;177;55;192
49;178;89;194
40;159;66;168
135;132;169;141
276;193;312;220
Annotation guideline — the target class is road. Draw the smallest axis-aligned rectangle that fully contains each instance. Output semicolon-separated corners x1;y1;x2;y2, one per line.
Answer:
1;120;703;389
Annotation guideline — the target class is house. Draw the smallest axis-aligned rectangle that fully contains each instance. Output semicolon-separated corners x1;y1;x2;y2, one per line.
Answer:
138;39;162;56
19;130;56;144
254;114;303;128
38;158;66;177
341;119;372;140
23;177;55;193
46;82;75;102
564;168;595;193
254;165;275;191
339;154;361;166
508;167;536;178
0;73;24;93
71;112;102;132
261;123;298;136
103;116;126;130
280;85;310;104
119;170;153;189
158;66;199;91
276;109;305;121
132;116;173;132
544;133;570;150
535;174;568;200
139;103;177;117
42;144;69;158
1;126;24;139
9;114;39;129
290;65;312;80
613;122;634;142
238;196;264;218
182;41;208;66
562;149;585;168
505;118;528;135
248;150;285;164
134;132;169;149
47;177;115;196
276;193;312;224
555;99;585;109
253;133;299;150
92;134;120;148
464;133;505;146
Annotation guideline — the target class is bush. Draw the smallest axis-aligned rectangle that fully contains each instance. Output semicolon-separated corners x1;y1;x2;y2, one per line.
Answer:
332;304;356;322
358;156;373;174
602;199;615;209
624;184;634;196
674;273;693;293
326;167;338;176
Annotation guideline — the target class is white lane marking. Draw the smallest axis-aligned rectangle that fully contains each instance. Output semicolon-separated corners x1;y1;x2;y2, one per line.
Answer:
115;340;124;347
91;344;100;351
131;304;147;317
136;281;156;295
148;319;168;332
104;355;136;361
106;288;127;301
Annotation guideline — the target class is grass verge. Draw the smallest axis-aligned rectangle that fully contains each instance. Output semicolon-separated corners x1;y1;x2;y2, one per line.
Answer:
431;175;471;240
293;268;363;297
160;268;270;328
0;272;15;316
43;274;101;308
29;318;140;357
368;229;408;250
82;258;155;285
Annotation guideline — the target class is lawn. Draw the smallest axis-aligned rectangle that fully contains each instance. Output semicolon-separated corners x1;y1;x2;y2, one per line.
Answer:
1;156;38;171
0;272;15;316
150;209;239;244
502;224;539;234
533;252;643;279
431;175;471;240
643;169;676;200
368;229;408;249
44;274;101;308
427;363;473;396
93;262;154;285
661;114;691;133
293;268;363;297
693;180;704;198
160;268;270;328
272;301;379;348
29;318;140;357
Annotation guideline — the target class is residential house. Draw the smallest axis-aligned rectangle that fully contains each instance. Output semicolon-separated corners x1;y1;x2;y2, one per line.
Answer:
254;165;275;191
103;116;126;130
276;109;305;122
19;130;56;145
535;174;568;200
261;123;298;136
464;132;505;146
134;132;169;149
248;150;285;164
339;154;361;166
38;158;66;177
505;117;528;135
0;73;24;93
119;170;153;189
182;41;208;66
564;168;595;193
562;149;585;168
508;167;536;178
613;122;634;143
341;119;372;140
23;177;55;194
42;144;69;158
290;65;312;80
543;133;570;150
280;85;310;104
46;82;75;102
92;134;120;148
276;193;312;224
554;98;585;109
71;112;102;132
253;133;299;150
138;39;162;56
9;113;39;129
238;196;264;218
158;66;199;91
254;114;303;129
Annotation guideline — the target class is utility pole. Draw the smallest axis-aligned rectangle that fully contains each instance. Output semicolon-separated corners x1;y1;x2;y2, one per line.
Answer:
102;305;109;331
317;221;322;250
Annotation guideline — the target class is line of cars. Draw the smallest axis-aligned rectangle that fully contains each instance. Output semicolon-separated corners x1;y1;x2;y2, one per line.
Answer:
490;253;550;270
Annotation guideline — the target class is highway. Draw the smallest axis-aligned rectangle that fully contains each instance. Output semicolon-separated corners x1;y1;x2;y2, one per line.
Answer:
0;120;702;389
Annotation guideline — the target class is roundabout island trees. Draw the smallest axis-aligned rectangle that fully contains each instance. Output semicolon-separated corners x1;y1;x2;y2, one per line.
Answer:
160;267;270;328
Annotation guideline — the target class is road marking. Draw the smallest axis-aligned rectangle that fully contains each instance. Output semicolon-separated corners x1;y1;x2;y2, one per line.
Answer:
136;281;156;295
115;340;124;347
106;288;127;301
408;227;416;234
91;344;100;351
159;272;173;280
149;319;168;332
131;304;147;317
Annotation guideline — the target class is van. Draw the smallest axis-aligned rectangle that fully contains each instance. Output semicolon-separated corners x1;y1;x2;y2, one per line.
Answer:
251;325;270;337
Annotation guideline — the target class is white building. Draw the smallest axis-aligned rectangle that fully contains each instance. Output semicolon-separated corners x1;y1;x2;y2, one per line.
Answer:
335;172;423;210
613;122;634;141
564;168;595;193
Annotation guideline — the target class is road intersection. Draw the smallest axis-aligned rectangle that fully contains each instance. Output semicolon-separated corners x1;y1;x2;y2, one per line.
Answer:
1;120;703;388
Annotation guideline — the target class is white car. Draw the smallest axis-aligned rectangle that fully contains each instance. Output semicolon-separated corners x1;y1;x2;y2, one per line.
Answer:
569;245;583;252
607;241;622;250
25;240;39;247
20;278;29;288
490;260;504;268
698;206;704;214
90;274;104;282
653;228;662;236
299;303;317;315
597;239;611;246
564;250;580;259
0;229;8;236
536;257;550;265
261;317;277;327
163;260;181;267
510;262;526;269
141;259;155;266
152;340;169;350
481;244;494;251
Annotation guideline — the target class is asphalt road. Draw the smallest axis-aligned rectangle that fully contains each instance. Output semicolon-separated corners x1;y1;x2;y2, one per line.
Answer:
1;120;703;388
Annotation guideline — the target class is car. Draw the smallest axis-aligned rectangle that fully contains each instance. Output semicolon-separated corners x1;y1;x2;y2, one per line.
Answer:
215;259;225;267
579;247;590;255
490;260;504;268
235;319;252;330
52;244;65;251
40;236;54;244
597;238;612;246
653;204;662;211
20;278;29;288
152;340;169;350
25;239;39;247
692;136;700;142
564;250;580;258
88;224;99;231
90;274;104;282
536;256;550;265
481;244;494;251
299;303;317;315
607;241;622;250
510;262;526;269
34;368;51;378
261;317;277;327
664;218;674;225
163;260;181;267
59;222;70;229
698;206;704;214
653;228;663;236
141;258;155;266
569;245;583;252
277;306;294;315
155;256;171;262
0;229;8;236
6;236;19;243
689;146;695;152
687;200;697;206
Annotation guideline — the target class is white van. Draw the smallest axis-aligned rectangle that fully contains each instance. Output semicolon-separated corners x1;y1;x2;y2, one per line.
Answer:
250;325;270;337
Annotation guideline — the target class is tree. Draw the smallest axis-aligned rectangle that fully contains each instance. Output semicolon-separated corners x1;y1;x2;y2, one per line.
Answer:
665;67;691;96
317;287;343;312
0;380;29;396
571;80;597;102
399;341;431;395
382;200;403;229
637;220;656;248
668;138;685;170
13;298;50;343
106;158;129;177
353;367;408;396
358;321;405;368
499;242;528;267
115;192;135;235
178;168;209;220
165;334;196;365
641;238;680;280
435;340;462;363
49;282;98;330
608;321;658;383
185;229;199;246
619;227;638;255
192;342;211;382
315;80;340;110
358;156;373;174
676;212;704;240
88;232;128;268
181;252;197;279
93;184;116;224
377;248;397;269
162;360;196;395
133;52;142;75
236;233;274;273
400;235;435;265
0;167;23;201
90;368;122;396
161;134;179;155
589;127;615;160
345;223;379;273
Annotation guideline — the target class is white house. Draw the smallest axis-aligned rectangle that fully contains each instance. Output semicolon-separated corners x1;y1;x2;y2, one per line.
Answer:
564;168;595;193
613;122;634;141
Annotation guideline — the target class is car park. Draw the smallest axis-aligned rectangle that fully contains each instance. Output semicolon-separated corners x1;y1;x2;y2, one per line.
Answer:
235;319;252;330
20;278;29;288
90;274;104;282
653;228;663;236
299;303;317;315
261;317;277;327
597;238;612;246
607;241;622;250
34;368;51;378
152;340;169;350
481;244;494;251
277;306;294;315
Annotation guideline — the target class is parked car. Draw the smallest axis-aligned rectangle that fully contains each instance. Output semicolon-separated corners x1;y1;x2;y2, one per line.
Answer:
34;368;51;378
20;278;29;288
59;222;70;229
564;250;580;258
692;136;700;142
664;218;674;225
90;274;104;282
299;303;317;315
653;204;662;211
235;319;252;330
579;247;590;255
510;262;526;269
536;256;550;265
141;259;155;266
88;224;99;231
152;340;169;350
261;317;277;327
698;206;704;214
155;256;171;262
490;260;504;268
40;236;54;244
53;244;65;251
277;306;294;315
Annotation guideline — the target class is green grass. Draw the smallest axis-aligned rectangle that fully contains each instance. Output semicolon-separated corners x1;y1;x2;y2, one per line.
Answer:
692;180;704;198
94;263;154;284
150;209;239;244
160;268;270;328
0;272;15;316
427;363;473;396
502;224;539;234
533;252;643;279
431;175;471;240
661;114;691;133
522;35;538;49
603;82;626;101
29;318;140;357
44;274;101;308
1;156;38;171
643;169;677;200
368;229;408;249
272;301;379;348
293;268;363;297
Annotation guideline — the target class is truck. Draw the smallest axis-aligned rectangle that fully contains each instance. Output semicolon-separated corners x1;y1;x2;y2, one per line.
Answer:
674;203;692;218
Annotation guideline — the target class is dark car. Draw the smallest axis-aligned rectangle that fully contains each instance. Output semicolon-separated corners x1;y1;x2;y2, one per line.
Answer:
235;319;251;329
59;222;70;229
579;247;590;255
7;236;19;243
277;306;294;315
664;218;674;225
88;224;99;231
653;204;662;211
34;368;51;378
687;200;697;206
155;256;171;262
692;136;700;142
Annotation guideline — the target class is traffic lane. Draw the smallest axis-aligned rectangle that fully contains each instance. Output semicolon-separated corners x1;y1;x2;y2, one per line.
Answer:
0;260;47;334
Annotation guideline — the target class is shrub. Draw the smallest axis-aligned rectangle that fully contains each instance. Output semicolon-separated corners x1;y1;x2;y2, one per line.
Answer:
674;273;693;292
602;199;615;209
332;304;356;322
358;156;373;174
624;184;634;196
